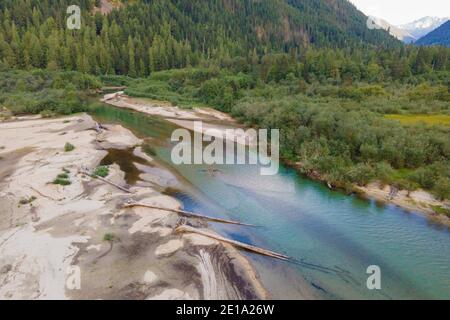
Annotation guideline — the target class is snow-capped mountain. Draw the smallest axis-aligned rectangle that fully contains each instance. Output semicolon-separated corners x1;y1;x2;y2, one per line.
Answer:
368;16;449;44
398;16;449;40
368;17;416;43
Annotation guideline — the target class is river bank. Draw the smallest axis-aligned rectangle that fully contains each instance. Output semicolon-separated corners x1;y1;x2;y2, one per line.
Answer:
291;162;450;228
102;92;258;145
0;114;269;299
102;93;450;227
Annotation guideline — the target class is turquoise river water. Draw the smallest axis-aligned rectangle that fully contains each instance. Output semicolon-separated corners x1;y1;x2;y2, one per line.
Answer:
91;105;450;300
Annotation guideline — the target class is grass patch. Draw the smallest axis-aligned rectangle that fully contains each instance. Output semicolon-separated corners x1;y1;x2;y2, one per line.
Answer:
384;114;450;126
432;206;450;218
53;169;71;186
57;173;69;179
64;142;75;152
389;168;416;181
103;233;115;242
93;166;109;178
53;178;71;186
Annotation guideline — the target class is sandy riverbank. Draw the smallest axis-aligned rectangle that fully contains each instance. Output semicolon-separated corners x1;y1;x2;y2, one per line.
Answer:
293;162;450;227
0;114;268;299
356;182;450;227
102;93;258;145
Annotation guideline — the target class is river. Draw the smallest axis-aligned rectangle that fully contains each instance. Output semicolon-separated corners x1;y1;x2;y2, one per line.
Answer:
90;104;450;300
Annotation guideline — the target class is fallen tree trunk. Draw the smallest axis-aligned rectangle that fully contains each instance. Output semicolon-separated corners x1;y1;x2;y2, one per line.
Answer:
176;225;290;261
123;202;256;227
80;169;132;193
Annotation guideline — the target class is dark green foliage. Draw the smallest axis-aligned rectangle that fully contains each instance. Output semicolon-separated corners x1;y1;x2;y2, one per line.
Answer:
53;169;72;185
0;0;405;78
0;1;447;82
433;177;450;201
57;173;69;179
416;21;450;47
53;178;71;186
19;196;37;205
103;233;115;242
93;166;109;178
64;142;75;152
0;70;100;115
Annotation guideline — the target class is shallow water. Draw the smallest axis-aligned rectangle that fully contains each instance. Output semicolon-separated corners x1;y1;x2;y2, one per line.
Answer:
90;104;450;300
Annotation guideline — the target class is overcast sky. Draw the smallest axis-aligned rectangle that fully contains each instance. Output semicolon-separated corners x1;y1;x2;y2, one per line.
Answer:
350;0;450;25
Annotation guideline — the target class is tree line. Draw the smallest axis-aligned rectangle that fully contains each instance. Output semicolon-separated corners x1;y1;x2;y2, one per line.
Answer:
3;0;444;81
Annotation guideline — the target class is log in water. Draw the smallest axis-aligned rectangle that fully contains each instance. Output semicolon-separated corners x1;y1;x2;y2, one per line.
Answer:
176;225;290;261
123;201;257;227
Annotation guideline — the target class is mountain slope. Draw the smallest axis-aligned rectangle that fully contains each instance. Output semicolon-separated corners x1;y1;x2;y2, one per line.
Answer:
399;16;449;40
0;0;400;76
416;21;450;47
0;0;399;49
279;0;399;47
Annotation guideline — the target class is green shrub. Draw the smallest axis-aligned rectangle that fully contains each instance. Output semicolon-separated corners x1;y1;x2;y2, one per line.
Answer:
103;233;115;242
53;178;71;186
57;173;69;179
93;166;109;178
432;177;450;201
0;70;96;116
53;169;71;186
19;196;37;205
346;163;375;186
64;143;75;152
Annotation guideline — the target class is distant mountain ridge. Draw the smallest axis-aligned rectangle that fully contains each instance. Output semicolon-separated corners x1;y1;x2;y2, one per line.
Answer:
398;16;449;40
369;16;449;44
416;21;450;47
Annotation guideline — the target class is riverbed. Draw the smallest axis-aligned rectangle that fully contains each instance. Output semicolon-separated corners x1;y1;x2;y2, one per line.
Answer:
91;103;450;300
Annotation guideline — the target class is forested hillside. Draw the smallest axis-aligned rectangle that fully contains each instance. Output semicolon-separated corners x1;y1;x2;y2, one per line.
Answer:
416;21;450;47
0;0;400;76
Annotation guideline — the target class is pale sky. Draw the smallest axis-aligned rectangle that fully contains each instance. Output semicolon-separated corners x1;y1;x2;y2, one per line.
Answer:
350;0;450;25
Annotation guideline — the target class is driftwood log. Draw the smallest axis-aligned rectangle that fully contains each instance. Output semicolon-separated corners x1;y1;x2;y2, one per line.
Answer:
176;225;290;261
123;201;256;227
80;169;132;193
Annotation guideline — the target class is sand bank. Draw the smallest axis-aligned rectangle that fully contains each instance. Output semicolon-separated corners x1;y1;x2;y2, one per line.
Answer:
102;93;258;145
0;114;268;300
356;182;450;227
294;162;450;226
